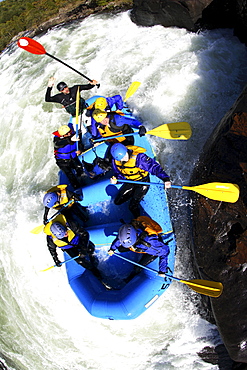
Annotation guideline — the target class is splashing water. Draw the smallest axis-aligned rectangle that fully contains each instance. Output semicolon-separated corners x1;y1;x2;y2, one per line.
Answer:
1;10;247;370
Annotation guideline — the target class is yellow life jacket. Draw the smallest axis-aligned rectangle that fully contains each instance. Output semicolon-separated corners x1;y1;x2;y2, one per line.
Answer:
43;214;76;248
98;124;125;143
129;217;163;253
115;145;149;180
135;216;163;235
45;184;73;209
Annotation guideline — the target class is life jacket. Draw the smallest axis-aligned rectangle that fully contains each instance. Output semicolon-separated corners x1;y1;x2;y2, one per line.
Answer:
45;184;74;210
53;131;77;160
98;113;126;143
135;216;163;235
43;214;78;249
115;145;149;180
129;217;163;253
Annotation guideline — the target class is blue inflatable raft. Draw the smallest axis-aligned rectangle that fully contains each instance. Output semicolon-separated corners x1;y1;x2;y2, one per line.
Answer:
59;97;177;320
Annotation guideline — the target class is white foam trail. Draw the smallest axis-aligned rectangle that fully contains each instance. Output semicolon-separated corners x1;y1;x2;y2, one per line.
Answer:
1;10;246;370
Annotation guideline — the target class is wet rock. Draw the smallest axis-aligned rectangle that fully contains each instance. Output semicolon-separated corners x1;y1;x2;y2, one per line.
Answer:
131;0;202;31
198;345;235;368
190;84;247;362
130;0;247;45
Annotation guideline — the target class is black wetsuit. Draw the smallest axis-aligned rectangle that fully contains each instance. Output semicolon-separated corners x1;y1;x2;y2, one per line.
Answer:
45;84;95;116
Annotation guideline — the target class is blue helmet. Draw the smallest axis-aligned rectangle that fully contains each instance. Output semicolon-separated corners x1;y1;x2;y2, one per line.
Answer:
118;224;137;247
110;143;128;161
43;192;59;208
50;222;67;239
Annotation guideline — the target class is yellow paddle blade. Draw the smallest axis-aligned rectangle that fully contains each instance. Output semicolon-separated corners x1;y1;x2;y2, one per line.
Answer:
124;81;141;102
180;279;223;298
146;122;192;140
30;224;44;234
183;182;240;203
40;265;55;272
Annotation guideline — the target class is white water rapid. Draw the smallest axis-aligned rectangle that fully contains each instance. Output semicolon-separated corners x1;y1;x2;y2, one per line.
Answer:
1;11;247;370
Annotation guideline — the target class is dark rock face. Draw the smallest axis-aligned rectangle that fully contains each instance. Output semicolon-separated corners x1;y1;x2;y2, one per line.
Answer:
130;0;247;45
130;0;204;31
190;85;247;362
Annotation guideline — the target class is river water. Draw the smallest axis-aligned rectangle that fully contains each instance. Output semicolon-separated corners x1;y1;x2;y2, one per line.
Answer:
1;11;247;370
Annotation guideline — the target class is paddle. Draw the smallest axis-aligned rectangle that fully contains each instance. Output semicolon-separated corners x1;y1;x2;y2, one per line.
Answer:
17;37;100;87
124;81;141;102
40;255;79;272
115;179;240;203
30;199;74;234
93;122;192;142
75;87;80;151
113;253;223;297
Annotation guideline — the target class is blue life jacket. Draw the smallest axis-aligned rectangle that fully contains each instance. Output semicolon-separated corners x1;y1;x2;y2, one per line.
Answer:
53;123;77;160
60;234;80;250
55;142;77;160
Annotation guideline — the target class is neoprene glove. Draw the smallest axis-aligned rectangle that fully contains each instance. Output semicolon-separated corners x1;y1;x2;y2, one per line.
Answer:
138;125;147;137
54;258;62;267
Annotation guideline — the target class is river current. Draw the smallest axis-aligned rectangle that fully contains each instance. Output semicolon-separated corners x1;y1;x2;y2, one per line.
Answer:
1;11;247;370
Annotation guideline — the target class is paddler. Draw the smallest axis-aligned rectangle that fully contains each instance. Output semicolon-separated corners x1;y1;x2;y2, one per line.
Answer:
91;108;146;146
53;124;94;189
110;143;171;218
108;217;170;278
43;214;100;275
85;95;125;133
45;77;98;116
43;184;88;225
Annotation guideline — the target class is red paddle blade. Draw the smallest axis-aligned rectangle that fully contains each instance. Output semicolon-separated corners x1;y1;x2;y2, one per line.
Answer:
17;37;46;55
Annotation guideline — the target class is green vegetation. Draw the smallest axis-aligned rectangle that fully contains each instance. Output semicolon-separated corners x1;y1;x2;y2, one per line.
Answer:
0;0;132;52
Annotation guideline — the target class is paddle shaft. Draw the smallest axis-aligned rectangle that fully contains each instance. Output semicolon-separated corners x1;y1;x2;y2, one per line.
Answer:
115;179;238;203
117;179;184;190
92;121;192;143
114;253;222;296
93;131;138;142
46;52;100;88
117;179;166;186
114;253;178;281
48;199;74;222
60;254;80;267
114;253;158;273
75;87;80;151
41;255;79;272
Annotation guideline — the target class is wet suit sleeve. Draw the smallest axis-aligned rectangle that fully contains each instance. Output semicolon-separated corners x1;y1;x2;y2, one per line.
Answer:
43;207;50;224
45;87;63;103
136;153;170;182
77;84;96;92
47;236;61;265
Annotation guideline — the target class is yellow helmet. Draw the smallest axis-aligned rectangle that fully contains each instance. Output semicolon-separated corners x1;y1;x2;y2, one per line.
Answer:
58;125;70;136
92;109;107;123
95;97;107;110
